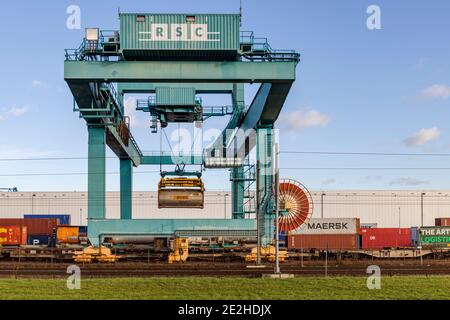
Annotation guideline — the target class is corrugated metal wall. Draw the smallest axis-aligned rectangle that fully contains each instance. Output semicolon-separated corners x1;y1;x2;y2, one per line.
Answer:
311;190;450;228
0;190;449;228
0;192;232;225
120;14;240;51
156;87;196;106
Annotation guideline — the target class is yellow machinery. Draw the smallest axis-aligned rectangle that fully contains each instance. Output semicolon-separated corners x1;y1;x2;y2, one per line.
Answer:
168;238;189;264
245;245;288;263
158;177;205;209
73;246;119;263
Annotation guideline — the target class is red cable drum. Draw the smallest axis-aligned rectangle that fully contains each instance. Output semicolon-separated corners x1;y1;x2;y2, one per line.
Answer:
278;179;314;232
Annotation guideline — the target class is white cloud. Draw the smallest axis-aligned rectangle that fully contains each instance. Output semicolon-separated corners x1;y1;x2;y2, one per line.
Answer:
419;84;450;100
390;177;429;186
321;178;337;185
32;80;48;88
0;106;29;121
124;97;149;129
278;109;331;132
365;175;383;182
403;127;441;147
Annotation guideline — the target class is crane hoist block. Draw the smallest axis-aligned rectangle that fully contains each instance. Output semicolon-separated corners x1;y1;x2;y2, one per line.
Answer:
158;177;205;209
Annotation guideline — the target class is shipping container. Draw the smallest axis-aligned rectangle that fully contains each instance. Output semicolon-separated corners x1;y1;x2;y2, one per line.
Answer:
156;87;196;106
119;13;241;61
361;228;412;249
24;214;71;226
288;234;360;250
291;218;361;235
0;219;57;235
0;226;27;245
420;227;450;248
57;226;79;244
361;223;378;229
27;235;51;246
411;227;420;247
435;218;450;227
78;226;88;236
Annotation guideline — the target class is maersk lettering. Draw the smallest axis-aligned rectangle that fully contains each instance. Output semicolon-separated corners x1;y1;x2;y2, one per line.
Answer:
307;222;349;230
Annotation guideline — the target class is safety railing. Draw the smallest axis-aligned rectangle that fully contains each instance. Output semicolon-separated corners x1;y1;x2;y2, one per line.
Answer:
240;31;300;63
203;106;234;117
65;30;120;61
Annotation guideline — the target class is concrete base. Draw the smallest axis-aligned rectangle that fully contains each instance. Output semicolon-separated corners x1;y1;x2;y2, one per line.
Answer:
246;265;268;269
262;273;295;279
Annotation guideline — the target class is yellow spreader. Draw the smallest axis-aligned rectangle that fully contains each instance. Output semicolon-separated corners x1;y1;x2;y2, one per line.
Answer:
158;177;205;209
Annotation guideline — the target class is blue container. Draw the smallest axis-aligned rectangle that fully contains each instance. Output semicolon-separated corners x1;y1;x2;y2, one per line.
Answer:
78;226;88;235
27;235;51;246
24;214;71;226
279;232;288;248
411;227;420;247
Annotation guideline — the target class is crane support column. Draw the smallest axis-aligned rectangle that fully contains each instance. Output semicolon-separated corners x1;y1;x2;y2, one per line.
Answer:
231;83;246;219
120;159;133;220
88;126;106;220
257;127;275;246
232;167;245;219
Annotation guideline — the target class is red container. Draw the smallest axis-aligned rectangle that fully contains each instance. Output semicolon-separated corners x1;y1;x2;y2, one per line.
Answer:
0;226;27;245
288;234;360;250
435;218;450;227
0;219;57;236
361;228;411;249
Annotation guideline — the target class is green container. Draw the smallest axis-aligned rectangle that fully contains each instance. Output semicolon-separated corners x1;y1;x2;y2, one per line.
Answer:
156;87;196;106
119;13;240;61
420;227;450;248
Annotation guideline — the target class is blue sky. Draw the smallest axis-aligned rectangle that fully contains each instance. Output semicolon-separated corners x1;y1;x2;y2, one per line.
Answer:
1;0;450;191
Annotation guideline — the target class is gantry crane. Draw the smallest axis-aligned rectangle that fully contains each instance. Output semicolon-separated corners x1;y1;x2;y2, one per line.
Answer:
64;12;301;248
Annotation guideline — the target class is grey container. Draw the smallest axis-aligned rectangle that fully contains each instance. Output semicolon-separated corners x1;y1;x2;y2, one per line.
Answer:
156;87;196;106
119;13;240;61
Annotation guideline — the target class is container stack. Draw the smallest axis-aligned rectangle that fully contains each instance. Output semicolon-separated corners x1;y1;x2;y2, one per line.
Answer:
0;218;58;246
435;218;450;227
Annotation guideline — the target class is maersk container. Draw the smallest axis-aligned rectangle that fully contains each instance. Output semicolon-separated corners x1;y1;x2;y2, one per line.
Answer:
24;214;71;226
119;13;240;61
156;87;196;106
288;234;360;250
290;218;361;235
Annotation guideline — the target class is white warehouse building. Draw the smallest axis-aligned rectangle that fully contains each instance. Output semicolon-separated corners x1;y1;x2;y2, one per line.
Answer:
0;190;448;228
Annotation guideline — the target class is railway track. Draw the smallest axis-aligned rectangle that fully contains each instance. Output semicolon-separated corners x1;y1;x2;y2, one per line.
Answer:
0;262;449;278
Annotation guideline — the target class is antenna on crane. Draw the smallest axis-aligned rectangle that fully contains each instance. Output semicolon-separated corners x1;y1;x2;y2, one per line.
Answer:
239;0;243;27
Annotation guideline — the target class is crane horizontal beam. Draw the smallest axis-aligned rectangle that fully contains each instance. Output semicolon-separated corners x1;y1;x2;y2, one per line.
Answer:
118;83;234;94
141;154;203;165
64;61;296;83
